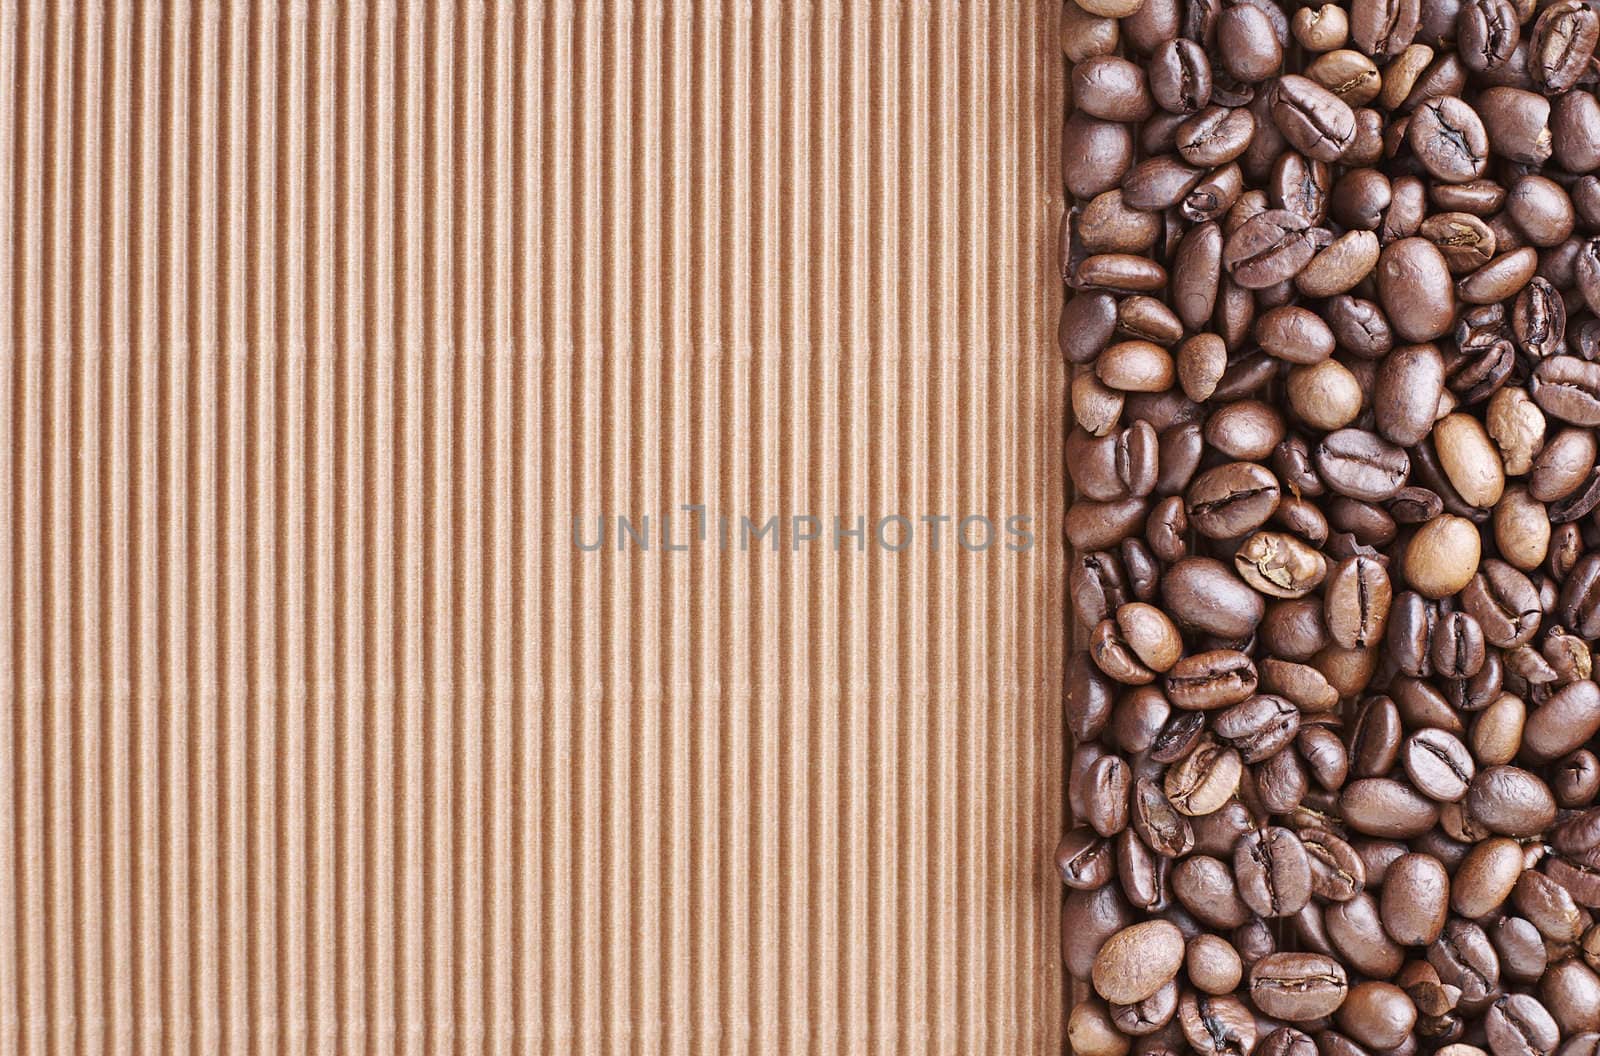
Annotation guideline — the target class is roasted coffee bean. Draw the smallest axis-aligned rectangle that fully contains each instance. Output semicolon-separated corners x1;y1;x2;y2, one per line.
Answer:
1178;991;1258;1056
1404;728;1477;802
1063;883;1136;981
1484;994;1560;1056
1352;0;1421;57
1270;76;1358;163
1494;916;1550;987
1224;208;1321;288
1064;113;1137;200
1337;980;1418;1050
1215;694;1302;763
1459;0;1522;72
1187;461;1282;537
1075;56;1156;123
1379;238;1458;341
1431;918;1502;1008
1172;854;1255;929
1351;695;1404;776
1468;765;1558;837
1382;852;1452;945
1409;97;1490;184
1317;428;1410;501
1165;735;1245;816
1532;357;1600;427
1162;557;1266;639
1058;826;1117;890
1095;920;1187;1005
1422;212;1498;274
1343;777;1442;837
1455;836;1525;918
1249;953;1349;1021
1479;87;1554;165
1530;0;1599;92
1234;825;1313;920
1523;679;1600;762
1188;934;1245;995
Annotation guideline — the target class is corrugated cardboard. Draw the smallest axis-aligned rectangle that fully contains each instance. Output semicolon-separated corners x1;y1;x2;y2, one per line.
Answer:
0;3;1064;1053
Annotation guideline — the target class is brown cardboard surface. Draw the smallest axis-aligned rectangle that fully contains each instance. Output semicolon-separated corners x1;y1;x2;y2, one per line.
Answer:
0;3;1063;1053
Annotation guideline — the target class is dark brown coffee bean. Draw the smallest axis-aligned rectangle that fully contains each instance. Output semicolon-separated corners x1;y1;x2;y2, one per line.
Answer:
1381;852;1451;945
1058;826;1117;890
1459;0;1522;72
1327;295;1394;358
1110;977;1181;1036
1249;953;1349;1021
1430;918;1502;1008
1206;400;1287;461
1532;356;1600;427
1215;694;1302;763
1123;157;1209;212
1270;152;1332;226
1379;237;1458;341
1374;342;1447;448
1077;253;1172;294
1324;554;1392;649
1343;776;1442;837
1133;776;1197;858
1085;754;1135;838
1172;222;1224;333
1075;56;1157;123
1422;212;1498;273
1234;825;1314;919
1066;650;1117;743
1350;695;1404;777
1080;192;1166;256
1539;959;1600;1035
1530;0;1599;92
1302;827;1366;901
1179;991;1258;1056
1432;610;1487;678
1317;428;1411;502
1224;207;1320;287
1270;75;1358;162
1218;2;1285;82
1150;38;1213;114
1061;291;1120;364
1165;735;1244;816
1409;96;1490;184
1187;460;1282;537
1511;279;1565;361
1455;836;1525;918
1557;750;1600;810
1064;112;1137;199
1484;993;1560;1056
1553;90;1600;174
1163;557;1267;639
1523;679;1600;762
1094;919;1187;1005
1467;765;1557;837
1337;981;1419;1050
1479;87;1553;165
1404;728;1477;802
1328;893;1409;977
1173;854;1255;928
1514;868;1585;943
1352;0;1422;57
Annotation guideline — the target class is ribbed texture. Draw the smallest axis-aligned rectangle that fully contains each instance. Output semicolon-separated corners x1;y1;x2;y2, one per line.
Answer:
0;2;1064;1054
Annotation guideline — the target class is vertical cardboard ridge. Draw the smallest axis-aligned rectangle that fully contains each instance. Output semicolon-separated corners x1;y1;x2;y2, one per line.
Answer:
0;3;1062;1053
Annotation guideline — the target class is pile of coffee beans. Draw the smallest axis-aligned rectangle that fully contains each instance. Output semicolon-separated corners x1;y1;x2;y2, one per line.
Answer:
1059;0;1600;1053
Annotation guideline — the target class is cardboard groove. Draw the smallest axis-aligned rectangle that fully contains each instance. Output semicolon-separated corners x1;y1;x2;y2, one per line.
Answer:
0;3;1061;1053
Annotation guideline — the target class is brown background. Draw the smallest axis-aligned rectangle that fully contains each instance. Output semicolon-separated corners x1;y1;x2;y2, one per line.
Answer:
0;2;1064;1053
